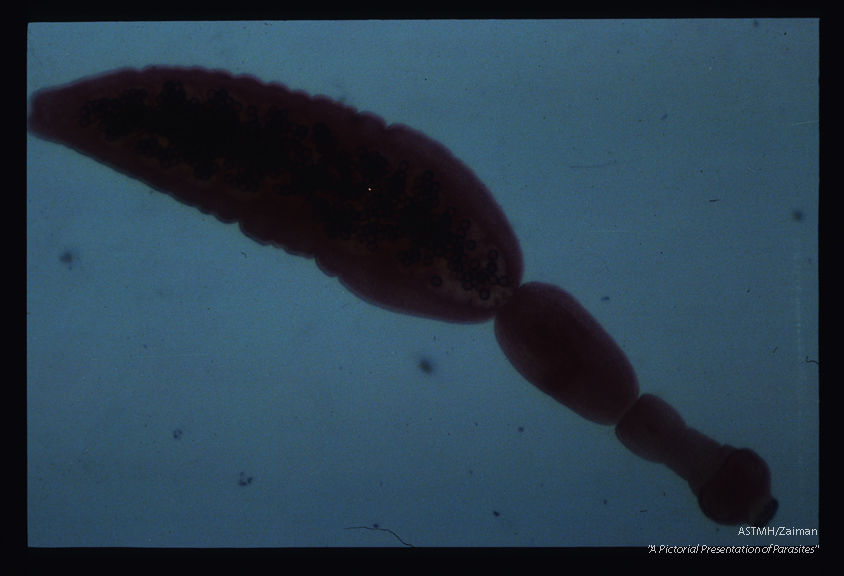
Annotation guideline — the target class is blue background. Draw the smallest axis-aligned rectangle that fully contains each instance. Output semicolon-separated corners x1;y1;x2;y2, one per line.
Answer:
27;20;818;547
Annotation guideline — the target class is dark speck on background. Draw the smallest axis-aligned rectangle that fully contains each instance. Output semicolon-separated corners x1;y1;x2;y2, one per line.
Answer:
59;249;77;270
417;357;435;374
